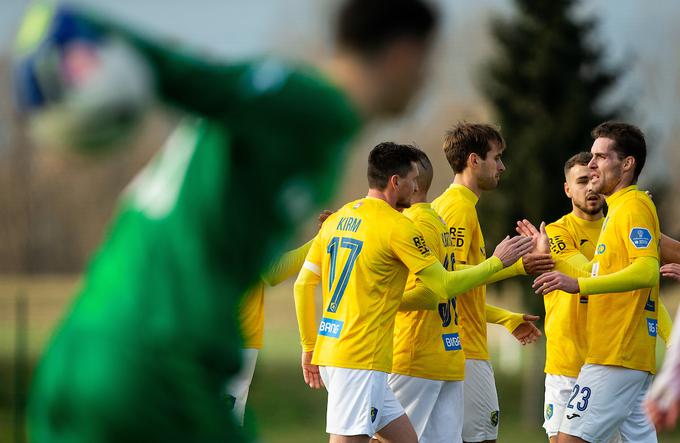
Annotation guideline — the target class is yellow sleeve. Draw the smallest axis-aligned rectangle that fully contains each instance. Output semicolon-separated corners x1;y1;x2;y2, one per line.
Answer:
417;257;504;300
554;252;592;278
399;277;438;311
578;256;659;296
455;258;526;285
262;238;314;286
486;304;524;333
389;219;439;275
659;298;673;345
293;266;321;352
545;222;593;277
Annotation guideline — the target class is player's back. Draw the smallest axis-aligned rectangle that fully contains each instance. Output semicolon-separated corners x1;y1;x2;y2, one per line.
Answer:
311;197;435;373
392;203;465;381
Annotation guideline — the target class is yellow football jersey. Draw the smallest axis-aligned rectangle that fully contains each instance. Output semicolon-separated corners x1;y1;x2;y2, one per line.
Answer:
583;186;660;373
307;197;438;372
431;183;489;360
392;203;465;381
239;240;313;349
544;213;602;377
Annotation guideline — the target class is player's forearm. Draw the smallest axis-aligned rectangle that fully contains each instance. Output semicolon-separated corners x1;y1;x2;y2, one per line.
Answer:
419;257;504;299
399;278;439;311
263;239;314;286
578;256;659;296
293;266;320;352
554;253;592;278
661;234;680;265
453;258;526;285
659;297;673;345
486;304;524;332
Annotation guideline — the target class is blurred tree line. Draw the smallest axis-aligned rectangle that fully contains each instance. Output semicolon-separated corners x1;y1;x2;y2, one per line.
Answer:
477;0;621;429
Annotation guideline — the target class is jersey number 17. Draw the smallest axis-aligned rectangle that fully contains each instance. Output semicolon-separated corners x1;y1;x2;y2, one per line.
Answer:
326;237;364;313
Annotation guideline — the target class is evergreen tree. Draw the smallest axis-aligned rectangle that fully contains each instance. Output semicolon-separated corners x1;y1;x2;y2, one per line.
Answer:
478;0;622;427
480;0;620;249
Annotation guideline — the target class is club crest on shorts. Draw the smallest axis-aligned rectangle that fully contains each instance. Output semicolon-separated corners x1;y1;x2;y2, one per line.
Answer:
545;403;553;420
370;407;378;423
490;410;499;427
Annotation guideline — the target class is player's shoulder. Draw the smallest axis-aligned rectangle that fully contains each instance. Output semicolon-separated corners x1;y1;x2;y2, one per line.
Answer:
628;189;657;209
432;186;478;221
405;204;442;233
616;188;658;220
546;214;573;233
261;59;360;131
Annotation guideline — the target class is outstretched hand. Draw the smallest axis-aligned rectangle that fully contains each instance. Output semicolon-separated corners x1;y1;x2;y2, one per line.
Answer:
493;235;534;267
512;314;542;345
301;351;324;389
516;219;550;254
646;398;680;432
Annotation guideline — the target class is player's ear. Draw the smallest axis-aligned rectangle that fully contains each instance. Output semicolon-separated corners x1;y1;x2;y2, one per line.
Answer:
623;156;635;174
389;174;400;190
564;181;571;198
468;153;479;168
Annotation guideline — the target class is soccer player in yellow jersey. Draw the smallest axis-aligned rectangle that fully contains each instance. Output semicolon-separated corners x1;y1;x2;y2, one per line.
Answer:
390;148;542;443
534;122;661;443
519;152;677;442
432;122;543;443
229;210;334;425
227;238;313;425
294;142;533;443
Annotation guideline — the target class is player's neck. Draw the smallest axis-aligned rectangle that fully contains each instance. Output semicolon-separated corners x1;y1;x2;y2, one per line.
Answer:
411;190;428;204
453;172;481;198
572;206;603;222
322;56;374;119
602;173;636;198
366;188;398;210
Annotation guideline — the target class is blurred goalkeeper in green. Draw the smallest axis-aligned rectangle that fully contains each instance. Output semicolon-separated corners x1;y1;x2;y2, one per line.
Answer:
13;0;437;441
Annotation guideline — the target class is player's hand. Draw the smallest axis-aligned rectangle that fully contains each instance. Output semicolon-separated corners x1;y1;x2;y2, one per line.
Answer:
516;220;550;254
301;351;324;389
522;253;555;274
493;235;534;267
512;314;542;345
318;210;334;230
646;398;680;432
661;263;680;281
532;271;579;295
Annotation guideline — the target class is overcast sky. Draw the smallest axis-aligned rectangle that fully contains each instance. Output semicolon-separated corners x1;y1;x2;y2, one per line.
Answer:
2;0;679;181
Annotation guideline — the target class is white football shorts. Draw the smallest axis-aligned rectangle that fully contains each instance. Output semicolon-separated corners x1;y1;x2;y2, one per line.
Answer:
463;359;500;442
543;374;578;437
320;366;405;437
224;348;259;426
559;364;656;443
388;373;464;443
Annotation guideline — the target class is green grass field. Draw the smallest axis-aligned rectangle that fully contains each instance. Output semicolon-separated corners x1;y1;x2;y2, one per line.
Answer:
3;277;680;442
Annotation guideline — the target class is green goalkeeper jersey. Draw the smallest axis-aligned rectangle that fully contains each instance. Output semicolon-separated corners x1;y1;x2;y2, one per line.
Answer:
29;9;360;443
